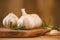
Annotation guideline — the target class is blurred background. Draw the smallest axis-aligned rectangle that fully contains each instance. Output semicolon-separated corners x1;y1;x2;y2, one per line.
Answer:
0;0;60;28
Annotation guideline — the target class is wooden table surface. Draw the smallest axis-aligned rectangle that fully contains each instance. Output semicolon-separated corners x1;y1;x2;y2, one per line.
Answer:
0;28;60;40
0;36;60;40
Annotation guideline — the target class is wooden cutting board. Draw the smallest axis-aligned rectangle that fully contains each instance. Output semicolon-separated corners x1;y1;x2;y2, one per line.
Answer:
0;28;50;38
0;36;60;40
0;28;60;40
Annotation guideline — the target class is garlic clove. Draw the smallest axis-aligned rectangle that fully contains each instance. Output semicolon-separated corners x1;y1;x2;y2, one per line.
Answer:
48;30;60;35
3;13;18;27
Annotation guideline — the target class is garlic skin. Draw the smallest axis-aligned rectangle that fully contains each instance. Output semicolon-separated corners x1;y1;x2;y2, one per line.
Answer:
17;16;24;26
31;14;42;27
23;15;36;29
3;13;18;27
17;9;42;29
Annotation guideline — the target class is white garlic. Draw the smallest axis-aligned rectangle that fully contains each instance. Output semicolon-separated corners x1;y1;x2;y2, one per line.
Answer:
3;13;18;27
31;14;42;27
17;8;42;29
49;30;60;35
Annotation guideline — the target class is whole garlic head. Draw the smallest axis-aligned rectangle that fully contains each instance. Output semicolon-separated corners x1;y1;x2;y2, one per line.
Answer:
3;13;18;27
17;9;42;29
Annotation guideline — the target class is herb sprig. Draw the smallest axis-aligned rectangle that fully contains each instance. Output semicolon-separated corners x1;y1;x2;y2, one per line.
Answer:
43;21;59;31
8;22;25;30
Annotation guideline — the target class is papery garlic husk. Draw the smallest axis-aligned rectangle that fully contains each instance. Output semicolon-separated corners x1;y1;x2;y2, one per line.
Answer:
3;13;18;27
17;9;42;29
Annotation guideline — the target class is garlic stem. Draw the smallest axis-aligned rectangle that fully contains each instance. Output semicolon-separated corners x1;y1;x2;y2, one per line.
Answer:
21;8;27;15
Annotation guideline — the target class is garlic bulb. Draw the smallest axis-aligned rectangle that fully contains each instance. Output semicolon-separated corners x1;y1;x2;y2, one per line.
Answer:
17;9;42;29
3;13;18;27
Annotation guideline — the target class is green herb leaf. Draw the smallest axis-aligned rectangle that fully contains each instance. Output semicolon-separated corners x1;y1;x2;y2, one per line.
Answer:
52;27;59;31
43;20;59;30
14;26;25;30
8;23;25;30
44;24;59;31
8;22;17;30
8;22;13;29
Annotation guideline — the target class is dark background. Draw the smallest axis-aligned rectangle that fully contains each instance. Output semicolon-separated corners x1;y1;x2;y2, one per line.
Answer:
0;0;60;28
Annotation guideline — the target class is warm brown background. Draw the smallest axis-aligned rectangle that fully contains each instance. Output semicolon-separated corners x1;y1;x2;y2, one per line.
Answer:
0;0;60;28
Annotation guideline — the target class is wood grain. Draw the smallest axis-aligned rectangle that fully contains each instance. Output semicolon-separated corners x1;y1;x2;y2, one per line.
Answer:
0;36;60;40
0;28;50;38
